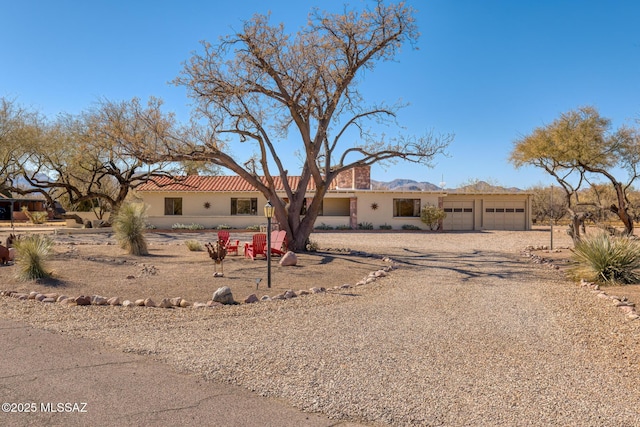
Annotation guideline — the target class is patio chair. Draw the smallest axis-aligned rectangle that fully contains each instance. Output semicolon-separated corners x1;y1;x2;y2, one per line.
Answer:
270;230;287;256
218;230;240;256
244;233;267;260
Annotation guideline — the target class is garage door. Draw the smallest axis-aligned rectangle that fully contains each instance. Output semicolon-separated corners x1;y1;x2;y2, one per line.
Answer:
443;201;474;231
484;201;526;230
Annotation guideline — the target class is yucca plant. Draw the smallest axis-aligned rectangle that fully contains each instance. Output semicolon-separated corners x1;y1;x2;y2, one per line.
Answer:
570;231;640;285
184;239;203;251
113;203;149;255
13;234;53;280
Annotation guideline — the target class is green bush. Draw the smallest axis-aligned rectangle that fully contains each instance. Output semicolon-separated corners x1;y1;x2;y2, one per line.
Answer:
420;204;446;230
13;234;53;280
113;203;149;256
570;232;640;285
246;225;261;231
184;240;203;251
314;223;334;230
172;223;205;230
216;224;232;230
379;223;392;230
402;224;421;230
357;222;374;230
336;225;352;230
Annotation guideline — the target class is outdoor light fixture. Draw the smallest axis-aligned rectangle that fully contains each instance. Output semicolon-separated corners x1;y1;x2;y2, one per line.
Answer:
264;201;274;288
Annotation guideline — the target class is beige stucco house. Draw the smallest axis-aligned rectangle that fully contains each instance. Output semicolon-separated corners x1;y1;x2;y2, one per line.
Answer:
136;167;532;231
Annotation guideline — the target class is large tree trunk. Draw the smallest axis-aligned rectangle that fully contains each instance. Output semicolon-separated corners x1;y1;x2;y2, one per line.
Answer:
612;182;634;235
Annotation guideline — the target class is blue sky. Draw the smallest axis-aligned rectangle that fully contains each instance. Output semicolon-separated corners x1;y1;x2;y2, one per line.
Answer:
2;0;639;189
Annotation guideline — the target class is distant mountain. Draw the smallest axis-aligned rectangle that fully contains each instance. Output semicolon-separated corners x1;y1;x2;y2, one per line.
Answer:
371;179;523;192
371;179;442;191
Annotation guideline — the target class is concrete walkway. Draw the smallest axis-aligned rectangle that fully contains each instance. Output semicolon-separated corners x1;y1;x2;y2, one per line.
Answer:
0;319;366;427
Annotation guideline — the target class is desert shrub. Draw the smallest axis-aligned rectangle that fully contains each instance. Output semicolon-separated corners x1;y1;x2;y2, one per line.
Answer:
172;223;205;230
216;224;232;230
113;203;149;255
357;222;373;230
314;223;334;230
420;204;446;230
21;207;48;224
184;240;203;251
305;239;319;252
13;234;53;280
335;224;352;230
402;224;421;230
570;231;640;285
246;225;261;231
379;223;392;230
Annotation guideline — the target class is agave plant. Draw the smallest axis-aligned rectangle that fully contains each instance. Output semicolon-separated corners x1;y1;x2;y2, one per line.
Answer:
113;203;149;256
570;231;640;285
13;234;53;280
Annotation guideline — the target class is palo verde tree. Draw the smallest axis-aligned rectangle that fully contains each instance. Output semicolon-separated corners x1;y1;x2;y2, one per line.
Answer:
126;1;451;251
511;106;638;242
7;98;179;220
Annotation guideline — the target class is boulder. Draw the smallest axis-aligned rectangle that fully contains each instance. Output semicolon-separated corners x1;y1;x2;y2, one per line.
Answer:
107;297;121;306
279;251;298;266
158;298;173;308
143;298;156;307
212;286;236;305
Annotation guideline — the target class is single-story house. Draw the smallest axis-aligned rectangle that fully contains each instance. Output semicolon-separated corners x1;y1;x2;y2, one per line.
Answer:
136;167;532;231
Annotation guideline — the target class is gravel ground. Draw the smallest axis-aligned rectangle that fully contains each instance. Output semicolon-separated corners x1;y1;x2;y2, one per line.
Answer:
1;229;640;426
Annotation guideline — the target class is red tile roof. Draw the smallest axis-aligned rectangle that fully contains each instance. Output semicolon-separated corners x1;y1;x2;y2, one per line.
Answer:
136;175;316;192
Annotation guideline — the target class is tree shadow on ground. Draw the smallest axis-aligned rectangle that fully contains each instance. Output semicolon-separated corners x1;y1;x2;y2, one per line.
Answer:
395;248;532;282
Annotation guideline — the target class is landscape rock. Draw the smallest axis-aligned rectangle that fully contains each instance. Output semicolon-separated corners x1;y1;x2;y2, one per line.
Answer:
192;302;207;309
179;299;191;308
122;300;135;307
279;251;298;266
283;290;297;299
144;298;156;307
169;297;183;307
159;298;173;308
244;294;259;304
107;297;121;306
212;286;236;305
42;297;56;303
75;296;91;306
135;299;146;306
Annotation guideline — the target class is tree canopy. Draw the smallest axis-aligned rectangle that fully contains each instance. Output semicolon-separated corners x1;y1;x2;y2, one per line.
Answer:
511;106;639;240
123;1;452;250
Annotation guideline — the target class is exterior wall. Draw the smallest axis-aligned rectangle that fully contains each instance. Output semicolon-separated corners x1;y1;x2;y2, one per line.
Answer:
352;192;441;229
142;191;272;229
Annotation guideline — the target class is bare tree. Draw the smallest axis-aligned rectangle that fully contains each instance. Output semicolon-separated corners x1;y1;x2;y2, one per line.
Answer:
125;1;451;250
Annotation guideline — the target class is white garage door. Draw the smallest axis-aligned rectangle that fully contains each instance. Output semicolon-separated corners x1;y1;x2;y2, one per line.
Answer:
484;201;526;230
443;201;474;231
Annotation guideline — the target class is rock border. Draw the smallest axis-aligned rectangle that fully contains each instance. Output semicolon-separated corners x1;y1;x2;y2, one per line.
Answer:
521;246;640;321
0;251;399;310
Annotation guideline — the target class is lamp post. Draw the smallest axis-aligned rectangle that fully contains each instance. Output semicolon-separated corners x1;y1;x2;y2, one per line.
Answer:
264;201;274;288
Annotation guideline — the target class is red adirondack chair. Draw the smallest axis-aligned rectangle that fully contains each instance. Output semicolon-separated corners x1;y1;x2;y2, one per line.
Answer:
270;230;287;256
218;230;239;256
244;233;267;260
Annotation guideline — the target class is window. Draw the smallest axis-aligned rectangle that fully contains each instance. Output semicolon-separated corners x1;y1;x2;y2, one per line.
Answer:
164;198;182;215
393;199;421;217
231;198;258;215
